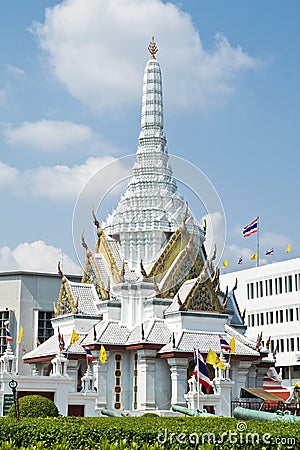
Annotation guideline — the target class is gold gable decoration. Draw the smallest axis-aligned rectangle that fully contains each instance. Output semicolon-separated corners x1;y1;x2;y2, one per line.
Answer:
148;203;190;283
157;227;203;298
92;209;123;283
81;232;110;300
54;262;78;317
179;258;224;313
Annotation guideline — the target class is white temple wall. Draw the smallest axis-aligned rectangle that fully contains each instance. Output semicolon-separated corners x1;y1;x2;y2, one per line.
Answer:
155;358;171;410
165;312;230;334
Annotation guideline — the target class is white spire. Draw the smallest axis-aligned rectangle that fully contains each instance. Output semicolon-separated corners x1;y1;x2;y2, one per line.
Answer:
104;38;199;268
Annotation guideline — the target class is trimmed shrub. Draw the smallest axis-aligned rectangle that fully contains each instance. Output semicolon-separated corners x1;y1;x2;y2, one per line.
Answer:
7;395;59;418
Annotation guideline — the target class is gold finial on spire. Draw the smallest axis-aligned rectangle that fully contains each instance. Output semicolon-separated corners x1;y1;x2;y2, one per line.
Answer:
148;36;158;59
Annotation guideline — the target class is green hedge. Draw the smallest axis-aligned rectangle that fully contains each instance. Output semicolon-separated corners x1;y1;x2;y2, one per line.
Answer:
7;395;59;418
0;416;298;449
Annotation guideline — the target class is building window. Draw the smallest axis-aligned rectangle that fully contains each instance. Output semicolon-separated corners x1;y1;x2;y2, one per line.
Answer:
247;284;250;300
0;310;10;355
291;338;295;352
38;311;54;344
251;314;255;327
265;280;268;297
275;278;278;295
259;281;263;297
269;279;273;296
250;283;254;299
288;275;293;292
270;311;274;324
278;277;283;294
287;339;289;352
297;308;299;321
286;309;289;322
297;337;300;352
260;313;264;326
256;282;259;298
257;313;260;326
280;339;284;352
290;309;294;322
275;310;278;323
114;354;122;410
266;312;269;325
279;310;283;323
133;353;138;410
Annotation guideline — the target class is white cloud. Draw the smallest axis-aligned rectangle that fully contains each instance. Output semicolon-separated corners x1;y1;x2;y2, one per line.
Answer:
0;240;81;274
0;155;130;201
3;119;117;154
31;0;258;113
6;64;25;76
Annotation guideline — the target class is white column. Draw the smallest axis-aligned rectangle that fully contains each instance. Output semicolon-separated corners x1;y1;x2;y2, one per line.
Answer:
93;353;109;409
214;378;234;416
137;349;156;410
167;357;189;407
234;361;253;398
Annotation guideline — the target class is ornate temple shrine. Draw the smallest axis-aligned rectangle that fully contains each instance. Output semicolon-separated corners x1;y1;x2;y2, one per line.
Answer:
0;38;272;417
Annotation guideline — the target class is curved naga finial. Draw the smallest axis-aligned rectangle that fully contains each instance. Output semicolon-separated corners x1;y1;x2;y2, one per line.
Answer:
148;36;158;59
92;207;99;227
58;261;63;278
140;260;148;278
81;230;88;250
203;218;207;235
182;201;189;226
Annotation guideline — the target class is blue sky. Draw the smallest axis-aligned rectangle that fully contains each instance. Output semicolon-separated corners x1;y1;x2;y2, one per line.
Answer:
0;0;299;274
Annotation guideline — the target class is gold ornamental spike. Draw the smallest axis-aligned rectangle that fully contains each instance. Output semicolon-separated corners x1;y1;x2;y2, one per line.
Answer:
148;36;158;59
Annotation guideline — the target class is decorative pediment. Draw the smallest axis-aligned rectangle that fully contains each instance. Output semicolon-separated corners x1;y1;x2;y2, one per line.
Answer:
178;260;224;313
92;209;123;283
54;268;78;317
156;227;203;298
81;232;110;300
147;203;190;283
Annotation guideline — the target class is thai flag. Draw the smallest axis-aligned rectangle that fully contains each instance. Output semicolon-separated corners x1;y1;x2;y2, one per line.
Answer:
265;248;274;256
243;218;258;238
238;257;243;265
5;323;13;342
220;336;231;352
85;347;94;361
58;327;65;352
193;348;212;391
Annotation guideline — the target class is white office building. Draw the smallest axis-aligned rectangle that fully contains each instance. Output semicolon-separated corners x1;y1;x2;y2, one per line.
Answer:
220;258;300;386
0;271;80;375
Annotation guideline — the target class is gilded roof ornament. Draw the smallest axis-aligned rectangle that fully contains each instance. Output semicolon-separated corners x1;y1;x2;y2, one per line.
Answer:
148;36;158;59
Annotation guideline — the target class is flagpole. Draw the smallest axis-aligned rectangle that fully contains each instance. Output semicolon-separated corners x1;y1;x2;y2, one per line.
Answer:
257;216;259;267
197;351;200;411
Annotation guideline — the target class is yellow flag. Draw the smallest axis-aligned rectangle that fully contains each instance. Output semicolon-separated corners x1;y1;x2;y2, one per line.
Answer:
17;326;24;344
70;329;79;345
285;244;291;253
222;260;228;268
100;345;107;364
206;349;226;370
250;253;257;260
229;336;236;354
